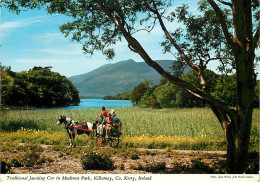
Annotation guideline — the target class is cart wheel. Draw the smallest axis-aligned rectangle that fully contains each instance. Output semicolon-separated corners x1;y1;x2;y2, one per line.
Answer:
110;134;120;148
96;136;103;149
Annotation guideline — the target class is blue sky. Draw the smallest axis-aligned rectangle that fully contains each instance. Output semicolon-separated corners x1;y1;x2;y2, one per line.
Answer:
1;1;210;78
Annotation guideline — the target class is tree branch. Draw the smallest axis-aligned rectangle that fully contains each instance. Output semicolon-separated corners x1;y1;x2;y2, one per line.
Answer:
207;0;236;49
253;24;260;49
149;3;199;72
95;0;235;116
128;44;138;53
216;0;232;7
131;16;157;35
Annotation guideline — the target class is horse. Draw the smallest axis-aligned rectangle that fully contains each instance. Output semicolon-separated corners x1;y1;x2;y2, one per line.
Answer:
57;116;97;147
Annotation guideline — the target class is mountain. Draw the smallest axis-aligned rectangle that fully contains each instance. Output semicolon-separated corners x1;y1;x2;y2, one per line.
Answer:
69;59;179;98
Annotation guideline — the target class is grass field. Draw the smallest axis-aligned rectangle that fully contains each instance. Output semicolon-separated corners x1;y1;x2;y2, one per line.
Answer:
0;107;259;151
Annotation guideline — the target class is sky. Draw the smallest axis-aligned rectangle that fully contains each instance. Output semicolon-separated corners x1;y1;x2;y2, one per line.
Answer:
1;1;209;78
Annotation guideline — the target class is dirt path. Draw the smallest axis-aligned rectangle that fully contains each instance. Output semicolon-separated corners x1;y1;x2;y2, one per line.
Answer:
17;142;227;154
3;143;227;174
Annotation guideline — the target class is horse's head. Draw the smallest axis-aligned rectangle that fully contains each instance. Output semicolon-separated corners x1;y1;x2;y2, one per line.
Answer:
57;116;67;126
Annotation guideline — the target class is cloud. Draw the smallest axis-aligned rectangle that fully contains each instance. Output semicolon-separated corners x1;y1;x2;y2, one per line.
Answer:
0;14;60;38
34;44;83;56
35;32;66;40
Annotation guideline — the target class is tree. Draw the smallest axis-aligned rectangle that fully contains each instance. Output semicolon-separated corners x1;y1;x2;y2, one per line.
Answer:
213;74;237;106
131;80;151;104
2;0;259;173
1;66;80;107
0;66;15;106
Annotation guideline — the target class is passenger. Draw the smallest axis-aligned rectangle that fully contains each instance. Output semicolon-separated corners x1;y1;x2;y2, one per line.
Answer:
101;106;108;118
111;110;122;134
96;106;108;137
96;114;105;136
105;113;114;138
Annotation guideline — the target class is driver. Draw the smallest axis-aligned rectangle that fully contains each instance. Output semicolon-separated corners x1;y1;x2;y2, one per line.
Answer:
105;113;114;138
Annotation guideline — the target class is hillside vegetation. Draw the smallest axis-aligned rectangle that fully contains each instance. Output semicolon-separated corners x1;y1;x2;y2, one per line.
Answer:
106;70;259;109
1;66;80;107
69;59;190;98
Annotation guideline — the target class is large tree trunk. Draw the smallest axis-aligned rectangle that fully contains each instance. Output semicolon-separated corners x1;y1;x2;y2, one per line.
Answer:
227;55;255;173
212;52;255;173
208;0;256;173
212;104;253;173
226;115;253;174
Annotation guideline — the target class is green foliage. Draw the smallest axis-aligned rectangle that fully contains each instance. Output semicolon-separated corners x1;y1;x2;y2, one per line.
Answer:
246;152;260;174
130;162;166;173
191;159;214;173
134;70;259;108
0;119;41;132
0;143;54;168
104;90;132;100
19;150;41;167
212;74;237;106
145;94;161;109
1;66;80;107
10;157;23;167
81;150;115;170
1;67;15;106
0;158;11;174
144;162;166;173
131;80;151;104
6;150;45;168
130;153;140;160
163;2;233;75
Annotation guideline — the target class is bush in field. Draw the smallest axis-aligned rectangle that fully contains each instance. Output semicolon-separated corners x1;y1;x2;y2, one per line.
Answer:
0;119;40;132
191;159;214;173
130;162;166;173
10;157;23;167
9;150;54;168
144;162;166;173
0;158;11;174
81;150;115;170
20;150;41;167
130;153;140;160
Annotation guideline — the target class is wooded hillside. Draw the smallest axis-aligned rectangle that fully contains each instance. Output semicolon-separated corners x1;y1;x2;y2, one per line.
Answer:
1;66;80;107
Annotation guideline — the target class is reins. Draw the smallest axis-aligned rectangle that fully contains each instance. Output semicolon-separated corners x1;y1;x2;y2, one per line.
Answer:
62;117;94;132
66;125;93;132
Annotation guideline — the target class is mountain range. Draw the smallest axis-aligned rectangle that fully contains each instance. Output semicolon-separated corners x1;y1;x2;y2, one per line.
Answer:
69;59;177;98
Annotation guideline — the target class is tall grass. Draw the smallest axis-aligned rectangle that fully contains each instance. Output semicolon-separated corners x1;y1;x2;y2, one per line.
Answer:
118;107;226;139
0;108;259;151
1;108;259;138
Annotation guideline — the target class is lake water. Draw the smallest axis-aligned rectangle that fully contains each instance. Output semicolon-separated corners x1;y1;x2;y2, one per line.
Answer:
59;99;133;110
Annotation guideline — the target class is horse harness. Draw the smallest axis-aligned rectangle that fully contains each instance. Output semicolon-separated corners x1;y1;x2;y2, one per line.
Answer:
65;118;93;132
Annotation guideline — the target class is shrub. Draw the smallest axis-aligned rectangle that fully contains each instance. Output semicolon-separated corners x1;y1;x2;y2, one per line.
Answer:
144;162;166;173
245;152;259;174
20;150;41;167
0;158;11;174
130;153;140;160
130;162;166;173
191;159;214;173
81;150;115;170
10;157;23;167
16;144;44;153
37;156;55;163
9;151;54;168
0;120;40;132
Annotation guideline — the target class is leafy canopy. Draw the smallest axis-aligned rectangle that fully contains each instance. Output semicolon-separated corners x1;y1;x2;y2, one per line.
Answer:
1;66;80;107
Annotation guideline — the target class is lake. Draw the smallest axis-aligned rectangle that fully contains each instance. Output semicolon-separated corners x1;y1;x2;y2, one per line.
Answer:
59;99;133;110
